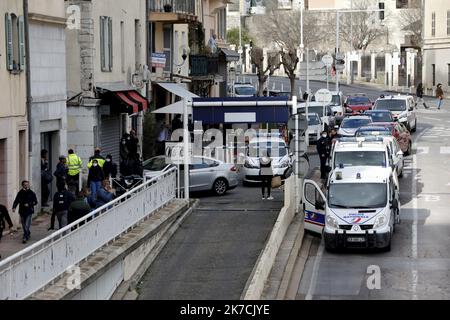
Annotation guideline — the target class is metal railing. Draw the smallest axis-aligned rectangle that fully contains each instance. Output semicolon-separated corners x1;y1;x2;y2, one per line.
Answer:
190;55;219;77
149;0;196;15
0;168;177;300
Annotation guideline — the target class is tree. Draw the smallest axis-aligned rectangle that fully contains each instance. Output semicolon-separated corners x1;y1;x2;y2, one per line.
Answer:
250;47;281;96
399;8;422;47
280;49;299;98
226;27;253;48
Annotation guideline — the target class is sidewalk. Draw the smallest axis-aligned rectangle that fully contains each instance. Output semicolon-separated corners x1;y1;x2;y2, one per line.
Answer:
0;210;53;261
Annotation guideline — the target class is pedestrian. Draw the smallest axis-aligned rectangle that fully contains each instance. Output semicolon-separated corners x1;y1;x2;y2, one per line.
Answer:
126;130;139;158
66;149;83;192
68;188;92;227
88;148;106;168
54;155;68;187
88;159;104;202
96;180;115;208
156;122;170;155
329;128;338;144
317;131;331;179
132;153;143;176
12;181;38;243
103;154;118;179
436;83;444;110
40;149;52;207
171;114;183;132
416;83;428;109
0;203;14;242
120;133;130;161
49;182;75;230
260;156;274;200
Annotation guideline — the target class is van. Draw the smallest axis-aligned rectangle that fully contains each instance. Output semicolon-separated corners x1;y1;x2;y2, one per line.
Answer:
302;166;400;251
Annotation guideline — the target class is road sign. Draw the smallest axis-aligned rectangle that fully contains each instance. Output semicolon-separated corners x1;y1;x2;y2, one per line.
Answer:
321;54;334;67
315;89;333;104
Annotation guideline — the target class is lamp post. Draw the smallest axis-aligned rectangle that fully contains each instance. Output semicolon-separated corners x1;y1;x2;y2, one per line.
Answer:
300;0;304;62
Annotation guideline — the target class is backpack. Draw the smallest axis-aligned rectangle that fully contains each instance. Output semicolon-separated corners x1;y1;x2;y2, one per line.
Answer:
54;192;68;212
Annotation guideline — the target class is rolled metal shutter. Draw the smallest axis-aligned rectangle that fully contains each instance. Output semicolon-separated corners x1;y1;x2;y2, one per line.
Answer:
100;116;121;165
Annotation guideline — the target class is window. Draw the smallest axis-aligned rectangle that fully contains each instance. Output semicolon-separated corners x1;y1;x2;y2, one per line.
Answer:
432;12;436;37
120;21;125;73
432;64;436;86
163;24;172;73
228;1;240;12
135;19;141;70
448;64;450;86
5;13;25;72
305;183;316;206
217;8;226;40
396;0;408;9
448;11;450;35
100;16;113;72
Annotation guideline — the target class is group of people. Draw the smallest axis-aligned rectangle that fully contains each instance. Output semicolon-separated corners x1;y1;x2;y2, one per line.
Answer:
316;129;338;180
120;129;143;176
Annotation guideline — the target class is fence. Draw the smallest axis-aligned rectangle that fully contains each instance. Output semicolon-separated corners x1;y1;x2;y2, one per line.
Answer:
0;168;177;300
149;0;196;15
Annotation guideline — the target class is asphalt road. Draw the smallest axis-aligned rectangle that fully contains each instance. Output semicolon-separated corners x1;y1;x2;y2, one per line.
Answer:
295;100;450;299
137;179;283;300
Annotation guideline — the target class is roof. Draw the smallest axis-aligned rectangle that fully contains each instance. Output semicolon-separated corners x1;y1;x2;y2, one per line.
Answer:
334;137;387;151
96;82;136;92
357;126;390;131
342;115;372;120
376;94;411;101
220;48;240;62
329;166;391;184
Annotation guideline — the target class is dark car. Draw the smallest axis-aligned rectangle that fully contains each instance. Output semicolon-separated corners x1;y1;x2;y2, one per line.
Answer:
364;110;394;123
344;95;373;114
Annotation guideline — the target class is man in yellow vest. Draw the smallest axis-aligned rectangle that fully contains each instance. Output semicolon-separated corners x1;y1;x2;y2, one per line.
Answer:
66;149;83;192
88;147;106;168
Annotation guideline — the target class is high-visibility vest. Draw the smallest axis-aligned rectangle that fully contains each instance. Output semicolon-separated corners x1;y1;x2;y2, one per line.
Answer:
67;154;83;176
88;157;106;169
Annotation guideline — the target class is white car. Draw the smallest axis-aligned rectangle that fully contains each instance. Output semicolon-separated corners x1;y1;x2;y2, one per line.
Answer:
329;91;344;116
307;113;322;143
373;94;417;132
232;83;257;97
242;136;292;183
297;102;336;132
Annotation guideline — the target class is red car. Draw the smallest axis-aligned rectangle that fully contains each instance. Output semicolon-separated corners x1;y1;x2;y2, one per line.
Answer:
372;122;412;155
344;95;373;114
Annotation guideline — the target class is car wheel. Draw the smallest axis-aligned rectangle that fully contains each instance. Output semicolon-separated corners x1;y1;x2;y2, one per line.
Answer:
213;178;228;196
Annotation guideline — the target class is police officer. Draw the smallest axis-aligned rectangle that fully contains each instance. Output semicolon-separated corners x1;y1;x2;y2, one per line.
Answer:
317;131;331;179
88;148;106;169
66;149;83;192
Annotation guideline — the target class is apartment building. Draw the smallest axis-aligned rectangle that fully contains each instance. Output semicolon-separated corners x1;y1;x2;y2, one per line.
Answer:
65;0;148;171
423;0;450;95
0;0;28;220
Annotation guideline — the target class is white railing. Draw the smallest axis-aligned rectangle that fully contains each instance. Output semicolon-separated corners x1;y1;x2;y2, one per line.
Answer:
0;168;177;300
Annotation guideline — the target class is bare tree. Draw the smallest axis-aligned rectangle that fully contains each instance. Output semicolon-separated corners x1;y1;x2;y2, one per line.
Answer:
399;8;422;47
250;47;281;96
280;49;299;98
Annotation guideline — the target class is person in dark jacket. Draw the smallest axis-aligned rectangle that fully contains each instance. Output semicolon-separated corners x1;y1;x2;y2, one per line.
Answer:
103;154;118;179
49;183;75;230
259;156;274;200
68;188;92;228
171;114;183;132
436;83;444;110
120;133;130;161
12;181;38;243
126;130;139;157
54;155;68;187
96;180;115;208
88;159;104;202
416;83;428;109
41;149;51;207
317;131;331;179
0;204;13;242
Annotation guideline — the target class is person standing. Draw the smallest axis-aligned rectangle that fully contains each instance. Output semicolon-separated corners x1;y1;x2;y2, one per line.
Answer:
120;133;130;161
12;181;38;243
436;83;444;110
40;149;52;207
260;156;274;200
67;149;83;192
54;155;68;187
68;188;92;227
127;130;139;158
171;114;183;132
103;154;118;180
88;159;104;202
49;183;75;230
416;83;428;109
88;148;106;168
317;131;331;180
0;203;13;242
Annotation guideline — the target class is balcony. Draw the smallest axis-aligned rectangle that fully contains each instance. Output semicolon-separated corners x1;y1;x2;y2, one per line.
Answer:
189;55;219;79
149;0;198;23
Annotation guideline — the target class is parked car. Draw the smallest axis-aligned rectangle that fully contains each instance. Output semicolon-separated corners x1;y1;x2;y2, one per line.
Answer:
372;121;412;155
307;113;322;144
344;94;373;114
232;83;257;97
143;156;239;196
297;102;336;132
373;95;417;132
364;110;395;123
337;115;373;137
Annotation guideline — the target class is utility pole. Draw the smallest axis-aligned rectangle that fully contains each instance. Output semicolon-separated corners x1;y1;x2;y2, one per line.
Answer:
350;0;353;84
300;0;304;62
336;11;340;92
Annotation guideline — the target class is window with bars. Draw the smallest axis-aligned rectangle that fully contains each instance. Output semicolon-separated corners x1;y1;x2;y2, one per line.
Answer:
432;12;436;37
4;13;25;72
432;64;436;86
100;16;113;72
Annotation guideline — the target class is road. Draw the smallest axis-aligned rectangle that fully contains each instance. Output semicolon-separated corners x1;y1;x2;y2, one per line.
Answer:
137;180;283;300
293;101;450;299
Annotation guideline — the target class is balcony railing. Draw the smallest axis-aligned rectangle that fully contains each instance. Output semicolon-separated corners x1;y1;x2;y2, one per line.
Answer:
149;0;196;16
190;55;219;77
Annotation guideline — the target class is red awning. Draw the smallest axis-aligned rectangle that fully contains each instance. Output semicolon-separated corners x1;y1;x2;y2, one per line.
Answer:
115;92;139;114
127;91;148;111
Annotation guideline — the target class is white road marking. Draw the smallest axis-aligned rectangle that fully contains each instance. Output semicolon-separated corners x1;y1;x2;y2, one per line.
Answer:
305;240;324;300
440;147;450;154
416;147;429;154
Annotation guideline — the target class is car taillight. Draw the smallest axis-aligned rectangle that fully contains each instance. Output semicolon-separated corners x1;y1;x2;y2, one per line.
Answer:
230;166;237;172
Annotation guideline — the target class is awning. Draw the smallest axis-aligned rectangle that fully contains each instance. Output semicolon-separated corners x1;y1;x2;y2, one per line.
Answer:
152;100;193;115
157;82;199;99
96;83;149;114
115;92;140;114
220;48;240;62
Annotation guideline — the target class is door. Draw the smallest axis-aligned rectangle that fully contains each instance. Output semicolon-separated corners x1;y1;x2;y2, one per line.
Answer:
100;115;121;165
303;179;327;234
188;157;213;191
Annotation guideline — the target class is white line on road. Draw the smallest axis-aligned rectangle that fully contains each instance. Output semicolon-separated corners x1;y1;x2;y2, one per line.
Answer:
440;147;450;154
305;240;324;300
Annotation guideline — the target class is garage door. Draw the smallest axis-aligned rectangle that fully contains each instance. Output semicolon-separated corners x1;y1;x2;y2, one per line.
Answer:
100;115;121;165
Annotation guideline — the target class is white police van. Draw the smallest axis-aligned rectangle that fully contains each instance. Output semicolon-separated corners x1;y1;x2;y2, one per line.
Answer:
302;166;400;251
373;94;417;132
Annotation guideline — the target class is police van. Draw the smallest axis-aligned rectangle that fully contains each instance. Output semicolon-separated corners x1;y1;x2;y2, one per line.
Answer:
302;166;400;251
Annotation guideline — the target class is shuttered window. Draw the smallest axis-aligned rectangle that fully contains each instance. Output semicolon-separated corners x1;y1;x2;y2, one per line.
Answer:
18;16;25;70
5;13;13;71
100;16;113;72
4;13;25;72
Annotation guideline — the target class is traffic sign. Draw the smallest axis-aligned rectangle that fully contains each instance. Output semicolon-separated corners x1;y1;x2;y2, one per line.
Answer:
336;53;345;60
315;89;333;104
321;54;334;67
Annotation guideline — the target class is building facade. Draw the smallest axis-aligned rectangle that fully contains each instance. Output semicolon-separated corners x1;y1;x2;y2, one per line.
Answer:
28;0;67;207
423;0;450;96
0;0;28;222
65;0;148;176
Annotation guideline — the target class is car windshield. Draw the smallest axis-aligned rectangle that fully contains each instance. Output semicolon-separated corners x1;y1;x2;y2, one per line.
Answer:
368;112;393;122
341;118;372;128
328;183;388;209
308;106;325;117
235;86;255;95
248;142;288;158
308;114;320;125
347;97;370;105
356;129;391;137
331;95;341;105
143;157;168;171
375;100;407;111
334;151;387;167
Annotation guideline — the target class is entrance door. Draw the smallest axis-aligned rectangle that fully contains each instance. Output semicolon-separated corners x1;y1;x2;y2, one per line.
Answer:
303;179;327;234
